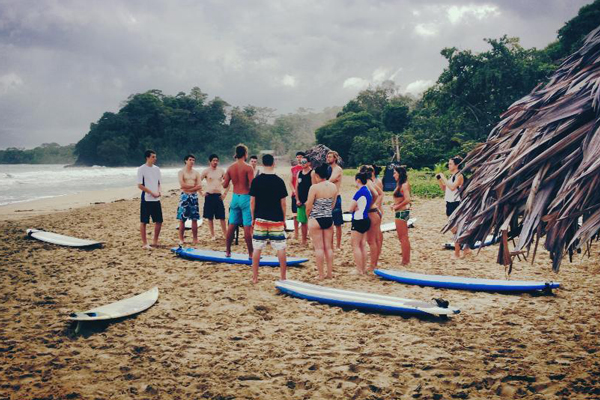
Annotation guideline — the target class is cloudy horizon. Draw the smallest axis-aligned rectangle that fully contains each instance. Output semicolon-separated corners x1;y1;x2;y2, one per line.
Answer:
0;0;593;149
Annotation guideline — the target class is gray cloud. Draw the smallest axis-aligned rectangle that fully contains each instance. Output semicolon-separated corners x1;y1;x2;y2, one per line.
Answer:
0;0;593;148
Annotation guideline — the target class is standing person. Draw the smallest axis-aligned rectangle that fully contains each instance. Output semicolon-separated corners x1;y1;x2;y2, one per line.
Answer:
137;150;163;249
249;155;261;178
437;156;468;259
200;154;229;241
177;154;203;246
249;154;288;284
326;151;344;249
305;164;338;280
290;151;305;240
391;166;411;265
360;165;383;271
373;165;384;260
295;156;313;245
349;172;373;274
223;144;254;258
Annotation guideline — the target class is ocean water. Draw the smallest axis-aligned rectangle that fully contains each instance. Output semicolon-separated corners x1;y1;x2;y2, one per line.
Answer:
0;164;183;206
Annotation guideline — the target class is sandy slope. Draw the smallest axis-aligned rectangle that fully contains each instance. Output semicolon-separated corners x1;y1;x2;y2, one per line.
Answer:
0;171;598;399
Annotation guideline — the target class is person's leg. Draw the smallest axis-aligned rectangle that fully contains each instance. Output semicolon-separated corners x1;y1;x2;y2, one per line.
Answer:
207;219;215;239
252;248;262;284
366;213;381;270
276;249;287;280
335;225;342;250
332;196;343;250
291;195;298;240
243;226;254;259
225;223;237;257
351;231;365;274
451;227;460;259
140;223;148;247
192;220;198;245
360;233;368;271
396;220;410;265
178;220;185;244
308;220;325;279
153;223;162;247
219;219;227;238
323;226;334;278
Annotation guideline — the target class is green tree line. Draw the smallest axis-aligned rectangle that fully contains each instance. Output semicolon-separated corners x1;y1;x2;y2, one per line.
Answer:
316;0;600;168
0;143;76;164
74;87;339;166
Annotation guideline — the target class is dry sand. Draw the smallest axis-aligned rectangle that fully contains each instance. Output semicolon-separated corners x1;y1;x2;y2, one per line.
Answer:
1;171;599;399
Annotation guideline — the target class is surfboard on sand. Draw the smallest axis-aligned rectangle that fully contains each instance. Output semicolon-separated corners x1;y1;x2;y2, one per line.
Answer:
380;218;417;232
69;287;159;332
172;247;308;266
276;280;460;316
443;234;498;250
375;269;560;293
174;218;203;230
26;229;103;248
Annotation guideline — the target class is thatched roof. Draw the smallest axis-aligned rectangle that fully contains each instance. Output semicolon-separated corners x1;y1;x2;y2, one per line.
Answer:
304;144;344;168
446;26;600;272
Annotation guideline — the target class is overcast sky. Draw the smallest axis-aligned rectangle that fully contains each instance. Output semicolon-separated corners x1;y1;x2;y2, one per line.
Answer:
0;0;593;149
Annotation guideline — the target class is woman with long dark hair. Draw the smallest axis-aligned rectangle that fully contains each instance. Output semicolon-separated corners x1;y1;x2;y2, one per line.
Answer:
359;165;383;271
391;166;411;265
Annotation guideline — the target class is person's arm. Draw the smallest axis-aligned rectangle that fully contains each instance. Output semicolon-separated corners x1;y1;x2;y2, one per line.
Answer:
436;172;446;191
366;181;379;208
295;172;302;206
280;197;287;222
311;170;318;185
445;174;464;191
222;168;231;188
305;186;316;218
250;196;255;223
348;199;358;213
329;166;342;184
331;185;339;210
290;169;296;196
193;171;203;194
221;170;230;200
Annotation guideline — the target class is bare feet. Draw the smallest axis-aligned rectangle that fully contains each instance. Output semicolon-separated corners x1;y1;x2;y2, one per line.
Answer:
142;244;152;250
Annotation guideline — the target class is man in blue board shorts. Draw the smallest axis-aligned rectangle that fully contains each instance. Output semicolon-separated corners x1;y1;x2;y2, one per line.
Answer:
137;149;163;249
223;144;255;258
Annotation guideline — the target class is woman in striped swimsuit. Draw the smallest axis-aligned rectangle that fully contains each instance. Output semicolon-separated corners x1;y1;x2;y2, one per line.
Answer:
305;164;338;280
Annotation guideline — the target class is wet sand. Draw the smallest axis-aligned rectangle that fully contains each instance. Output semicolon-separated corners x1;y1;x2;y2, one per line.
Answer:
1;171;599;399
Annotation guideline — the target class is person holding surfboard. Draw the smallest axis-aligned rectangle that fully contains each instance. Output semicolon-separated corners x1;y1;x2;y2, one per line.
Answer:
326;151;344;250
200;154;229;241
436;156;469;259
223;144;254;258
305;164;338;280
137;149;163;249
391;166;411;265
249;153;288;284
349;171;373;275
177;154;203;246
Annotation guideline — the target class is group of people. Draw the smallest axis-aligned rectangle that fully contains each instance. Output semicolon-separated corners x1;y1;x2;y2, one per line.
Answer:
136;145;467;283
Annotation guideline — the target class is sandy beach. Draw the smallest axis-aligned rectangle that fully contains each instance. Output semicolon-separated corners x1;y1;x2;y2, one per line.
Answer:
1;170;599;399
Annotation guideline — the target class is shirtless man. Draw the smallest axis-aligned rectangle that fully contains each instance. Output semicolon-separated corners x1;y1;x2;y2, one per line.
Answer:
223;144;255;258
249;155;261;177
200;154;229;240
327;151;344;249
177;154;203;245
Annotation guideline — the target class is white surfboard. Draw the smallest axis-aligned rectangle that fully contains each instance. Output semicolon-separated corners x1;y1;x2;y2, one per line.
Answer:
276;280;459;316
26;229;103;248
174;218;203;230
69;287;159;322
285;219;296;232
381;218;417;232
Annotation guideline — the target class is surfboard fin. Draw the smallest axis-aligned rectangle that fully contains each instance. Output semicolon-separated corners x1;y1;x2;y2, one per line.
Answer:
433;298;449;308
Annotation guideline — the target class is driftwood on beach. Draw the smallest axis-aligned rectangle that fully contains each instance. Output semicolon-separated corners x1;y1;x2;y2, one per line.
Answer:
446;26;600;272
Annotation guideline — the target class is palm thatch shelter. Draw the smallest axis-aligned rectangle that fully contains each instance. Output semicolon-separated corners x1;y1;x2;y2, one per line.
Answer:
446;26;600;272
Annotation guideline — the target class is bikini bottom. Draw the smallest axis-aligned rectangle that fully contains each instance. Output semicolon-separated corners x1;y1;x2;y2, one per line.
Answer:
315;217;333;230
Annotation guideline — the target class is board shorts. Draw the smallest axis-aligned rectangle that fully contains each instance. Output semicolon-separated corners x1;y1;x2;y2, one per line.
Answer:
203;193;226;220
395;210;410;221
176;193;200;221
229;193;252;226
291;195;298;214
332;195;343;226
140;200;163;224
252;218;287;251
446;201;460;217
351;218;371;234
297;205;308;224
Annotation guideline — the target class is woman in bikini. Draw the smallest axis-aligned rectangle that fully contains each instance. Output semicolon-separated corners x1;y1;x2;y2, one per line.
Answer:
359;165;383;271
391;166;411;265
305;164;338;280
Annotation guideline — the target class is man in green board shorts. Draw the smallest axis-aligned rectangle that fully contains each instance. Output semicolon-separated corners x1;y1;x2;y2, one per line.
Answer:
223;144;255;258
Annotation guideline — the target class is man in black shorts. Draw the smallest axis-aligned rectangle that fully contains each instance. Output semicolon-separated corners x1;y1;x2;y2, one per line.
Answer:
200;154;229;240
137;150;163;249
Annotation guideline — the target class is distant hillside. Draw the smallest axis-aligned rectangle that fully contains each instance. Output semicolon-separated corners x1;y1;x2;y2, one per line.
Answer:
0;143;75;164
